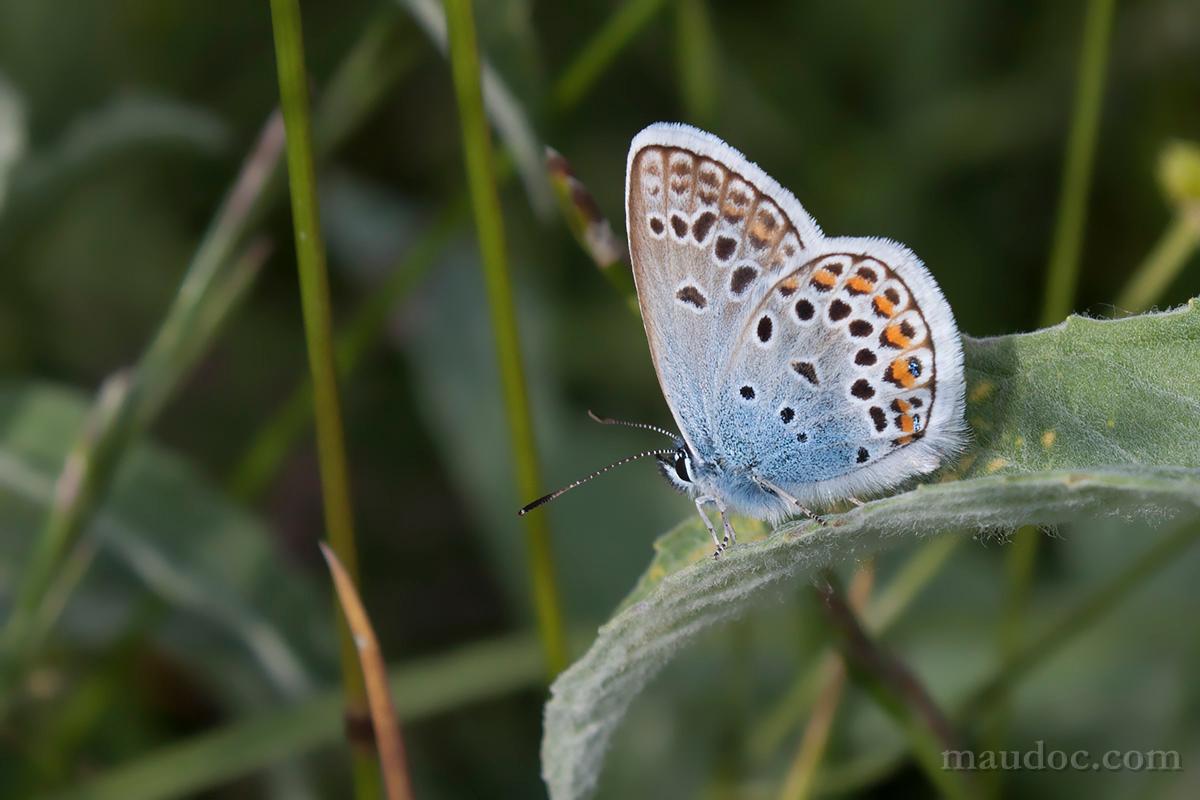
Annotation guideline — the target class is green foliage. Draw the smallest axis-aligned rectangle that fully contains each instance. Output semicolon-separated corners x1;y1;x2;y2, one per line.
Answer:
542;302;1200;799
56;633;545;800
0;383;330;701
2;1;1199;797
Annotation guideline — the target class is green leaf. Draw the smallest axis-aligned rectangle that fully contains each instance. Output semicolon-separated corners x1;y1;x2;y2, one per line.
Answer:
0;382;331;704
541;301;1200;799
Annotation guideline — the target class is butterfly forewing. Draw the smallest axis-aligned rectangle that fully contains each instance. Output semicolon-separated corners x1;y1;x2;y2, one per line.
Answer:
626;126;822;457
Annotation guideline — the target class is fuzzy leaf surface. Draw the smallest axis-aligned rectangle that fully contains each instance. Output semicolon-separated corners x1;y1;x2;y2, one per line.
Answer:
542;301;1200;799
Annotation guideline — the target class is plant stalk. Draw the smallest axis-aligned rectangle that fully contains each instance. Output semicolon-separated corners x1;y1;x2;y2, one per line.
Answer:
816;570;972;800
777;563;874;800
321;544;415;800
443;0;568;677
268;0;378;795
1039;0;1116;327
1115;211;1200;313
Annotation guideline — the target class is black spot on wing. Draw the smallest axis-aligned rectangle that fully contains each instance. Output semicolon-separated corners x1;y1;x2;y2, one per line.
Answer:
670;214;688;238
850;379;875;400
791;361;819;385
828;299;851;321
848;319;874;337
730;265;758;295
676;285;706;309
692;211;717;242
757;315;773;343
715;236;737;261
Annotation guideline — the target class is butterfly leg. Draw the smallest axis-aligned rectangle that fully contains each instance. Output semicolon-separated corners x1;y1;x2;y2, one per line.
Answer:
754;476;827;526
714;497;737;551
694;496;726;559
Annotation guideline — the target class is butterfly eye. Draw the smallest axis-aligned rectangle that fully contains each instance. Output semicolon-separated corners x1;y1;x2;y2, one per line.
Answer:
674;451;692;483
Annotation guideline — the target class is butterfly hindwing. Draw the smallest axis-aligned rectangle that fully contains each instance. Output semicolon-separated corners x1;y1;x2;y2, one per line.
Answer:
717;238;965;506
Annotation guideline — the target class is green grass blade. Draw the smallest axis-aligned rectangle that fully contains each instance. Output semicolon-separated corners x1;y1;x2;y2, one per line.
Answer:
552;0;670;113
443;0;567;678
397;0;552;215
268;0;378;795
1039;0;1116;326
0;372;131;701
674;0;719;126
0;380;324;701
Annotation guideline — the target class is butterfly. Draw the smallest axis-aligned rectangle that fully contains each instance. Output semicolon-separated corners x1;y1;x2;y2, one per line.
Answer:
522;123;967;559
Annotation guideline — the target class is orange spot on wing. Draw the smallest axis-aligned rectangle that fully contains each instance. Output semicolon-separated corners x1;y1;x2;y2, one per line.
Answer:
890;359;916;388
846;276;874;295
812;269;838;288
898;414;915;433
873;295;896;317
749;220;772;241
884;324;911;348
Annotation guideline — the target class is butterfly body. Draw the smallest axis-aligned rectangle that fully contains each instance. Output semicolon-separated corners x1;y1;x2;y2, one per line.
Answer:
628;124;967;546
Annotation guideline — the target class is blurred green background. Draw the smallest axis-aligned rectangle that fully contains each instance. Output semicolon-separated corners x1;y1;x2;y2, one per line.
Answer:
1;0;1198;797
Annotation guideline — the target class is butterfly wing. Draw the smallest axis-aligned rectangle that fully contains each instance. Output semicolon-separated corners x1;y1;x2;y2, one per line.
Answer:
626;123;823;458
715;237;967;507
627;123;966;510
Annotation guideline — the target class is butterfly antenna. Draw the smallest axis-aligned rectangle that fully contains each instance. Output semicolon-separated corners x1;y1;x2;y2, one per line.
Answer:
518;448;675;516
587;410;676;440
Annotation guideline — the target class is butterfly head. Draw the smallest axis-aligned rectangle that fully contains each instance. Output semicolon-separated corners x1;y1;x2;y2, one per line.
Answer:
655;439;699;494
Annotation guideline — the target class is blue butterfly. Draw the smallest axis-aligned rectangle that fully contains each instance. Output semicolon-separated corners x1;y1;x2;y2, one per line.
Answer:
524;124;967;559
